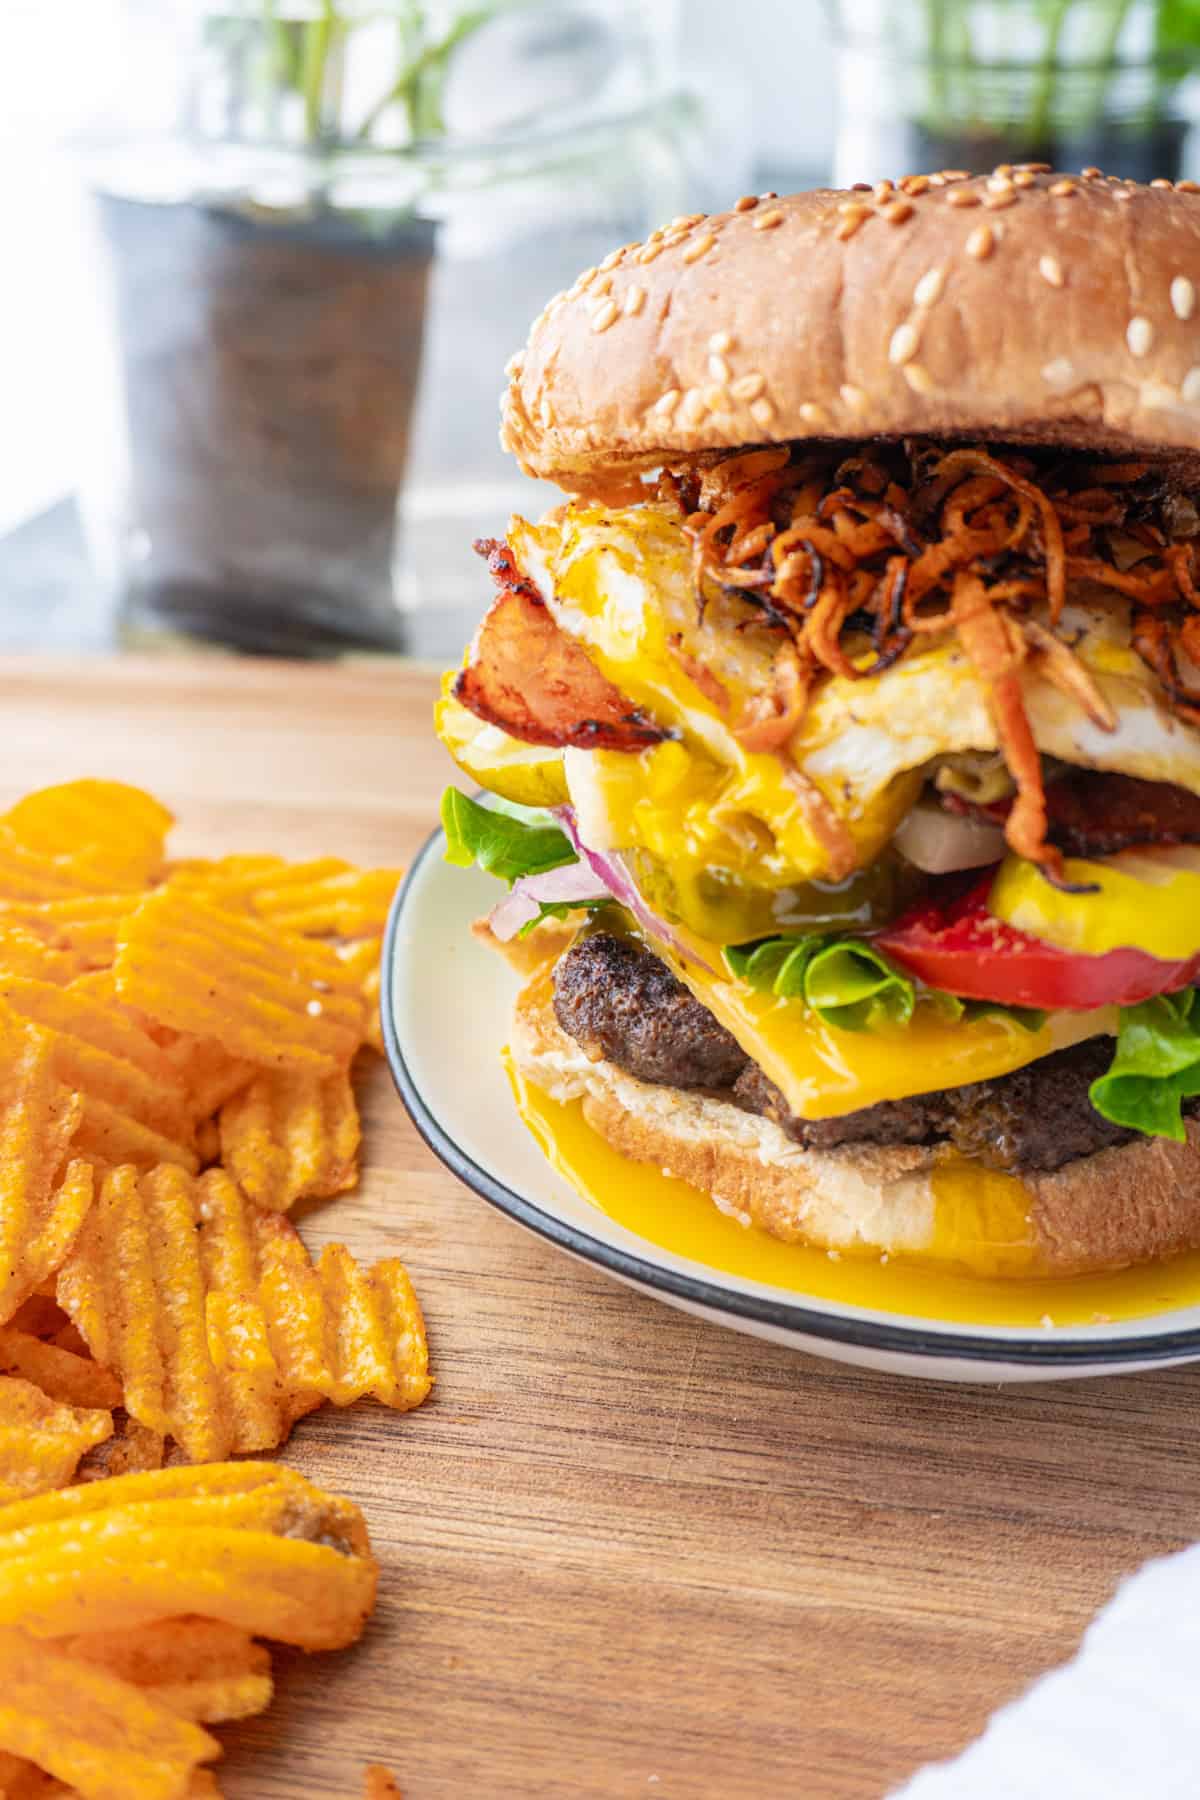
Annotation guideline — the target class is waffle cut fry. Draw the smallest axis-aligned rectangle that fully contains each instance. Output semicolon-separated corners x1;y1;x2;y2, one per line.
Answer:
248;863;403;938
0;1007;93;1324
114;889;364;1073
0;1330;121;1411
2;782;173;891
218;1067;360;1213
57;1619;272;1726
0;1630;218;1800
0;1461;377;1649
32;896;144;970
338;940;385;1054
0;1377;112;1502
0;982;196;1173
57;1165;429;1461
0;924;86;986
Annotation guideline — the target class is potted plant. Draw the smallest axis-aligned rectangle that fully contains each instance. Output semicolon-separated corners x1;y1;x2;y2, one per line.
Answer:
831;1;1200;187
88;2;504;655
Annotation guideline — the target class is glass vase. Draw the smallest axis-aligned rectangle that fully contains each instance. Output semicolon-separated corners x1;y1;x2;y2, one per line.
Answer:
831;0;1199;187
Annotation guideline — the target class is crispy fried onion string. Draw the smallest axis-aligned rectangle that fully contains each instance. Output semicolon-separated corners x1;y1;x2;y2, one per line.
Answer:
681;439;1199;882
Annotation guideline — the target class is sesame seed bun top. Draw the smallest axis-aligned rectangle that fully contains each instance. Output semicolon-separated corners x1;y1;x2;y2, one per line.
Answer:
500;168;1200;501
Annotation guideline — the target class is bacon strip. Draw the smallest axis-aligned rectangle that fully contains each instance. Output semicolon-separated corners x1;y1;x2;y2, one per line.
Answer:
455;540;669;752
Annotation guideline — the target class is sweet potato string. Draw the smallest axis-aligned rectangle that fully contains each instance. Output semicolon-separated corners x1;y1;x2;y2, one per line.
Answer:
679;437;1200;877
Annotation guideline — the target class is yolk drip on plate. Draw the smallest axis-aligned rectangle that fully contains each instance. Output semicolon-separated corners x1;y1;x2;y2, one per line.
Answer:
507;1059;1200;1330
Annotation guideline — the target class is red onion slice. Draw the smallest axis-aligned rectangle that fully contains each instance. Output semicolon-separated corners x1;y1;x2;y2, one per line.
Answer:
487;859;611;942
555;807;714;972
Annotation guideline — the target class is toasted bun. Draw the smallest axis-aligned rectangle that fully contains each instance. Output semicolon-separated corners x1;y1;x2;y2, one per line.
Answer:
511;976;1200;1278
501;171;1200;500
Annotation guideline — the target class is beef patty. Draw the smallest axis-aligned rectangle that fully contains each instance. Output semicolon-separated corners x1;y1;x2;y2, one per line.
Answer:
552;932;1177;1175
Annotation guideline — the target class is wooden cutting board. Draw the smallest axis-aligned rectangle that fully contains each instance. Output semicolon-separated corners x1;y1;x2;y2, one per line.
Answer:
5;655;1197;1799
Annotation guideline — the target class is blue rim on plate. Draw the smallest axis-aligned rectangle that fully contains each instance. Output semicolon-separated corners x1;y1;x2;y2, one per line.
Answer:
382;822;1200;1369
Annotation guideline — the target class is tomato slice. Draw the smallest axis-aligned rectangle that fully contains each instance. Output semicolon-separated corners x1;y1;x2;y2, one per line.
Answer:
877;877;1200;1010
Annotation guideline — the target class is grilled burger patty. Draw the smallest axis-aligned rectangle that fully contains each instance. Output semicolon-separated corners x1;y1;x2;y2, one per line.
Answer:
552;932;1191;1175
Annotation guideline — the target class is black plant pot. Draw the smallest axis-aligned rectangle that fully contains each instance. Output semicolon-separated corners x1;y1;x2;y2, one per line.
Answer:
904;117;1189;184
94;192;437;657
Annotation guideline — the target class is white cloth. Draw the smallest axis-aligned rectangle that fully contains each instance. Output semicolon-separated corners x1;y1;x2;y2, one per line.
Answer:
892;1542;1200;1797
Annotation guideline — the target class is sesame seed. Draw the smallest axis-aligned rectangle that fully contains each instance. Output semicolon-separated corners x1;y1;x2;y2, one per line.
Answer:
1182;367;1200;405
982;189;1017;210
1113;187;1135;202
730;372;766;401
703;383;729;413
648;227;665;242
1082;166;1103;179
840;383;868;412
992;163;1013;178
590;298;618;333
1127;315;1154;357
734;194;759;212
638;241;664;264
836;212;868;241
749;397;776;428
653;388;681;416
966;223;995;260
709;330;734;353
913;266;945;307
881;200;915;224
752;209;785;232
590;271;613;297
599;247;624;271
1151;177;1174;189
1172;275;1196;320
1049;178;1078;197
662;229;690;249
927;173;947;188
576;266;597;289
946;187;981;209
623;284;646;317
889;321;920;365
873;181;894;202
900;175;931;195
1013;169;1036;188
682;231;716;263
987;174;1014;195
679;388;708;426
1178;179;1200;194
941;169;970;181
798;401;829;425
671;213;704;230
1016;161;1052;173
1043;356;1075;388
903;362;935;395
1039;254;1065;288
708;353;731;383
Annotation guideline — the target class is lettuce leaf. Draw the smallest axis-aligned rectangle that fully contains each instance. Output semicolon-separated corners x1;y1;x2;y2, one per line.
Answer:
441;789;577;886
1090;991;1200;1143
724;934;1047;1036
724;934;916;1032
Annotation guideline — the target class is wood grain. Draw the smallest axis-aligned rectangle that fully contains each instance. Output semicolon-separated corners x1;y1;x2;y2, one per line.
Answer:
4;655;1195;1798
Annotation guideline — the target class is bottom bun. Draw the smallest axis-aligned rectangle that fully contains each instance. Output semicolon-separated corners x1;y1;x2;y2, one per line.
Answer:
511;974;1200;1278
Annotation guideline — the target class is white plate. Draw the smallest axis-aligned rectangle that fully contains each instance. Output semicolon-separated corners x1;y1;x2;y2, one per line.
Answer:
383;826;1200;1381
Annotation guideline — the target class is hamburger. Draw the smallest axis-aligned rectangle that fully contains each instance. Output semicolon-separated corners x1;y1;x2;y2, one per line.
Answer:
435;167;1200;1280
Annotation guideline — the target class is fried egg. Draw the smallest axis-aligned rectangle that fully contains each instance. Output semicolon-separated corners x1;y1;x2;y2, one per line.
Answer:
508;501;1200;882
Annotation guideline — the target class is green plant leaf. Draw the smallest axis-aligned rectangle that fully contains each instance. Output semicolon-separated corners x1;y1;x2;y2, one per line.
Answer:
440;789;577;886
723;934;916;1032
1090;989;1200;1141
